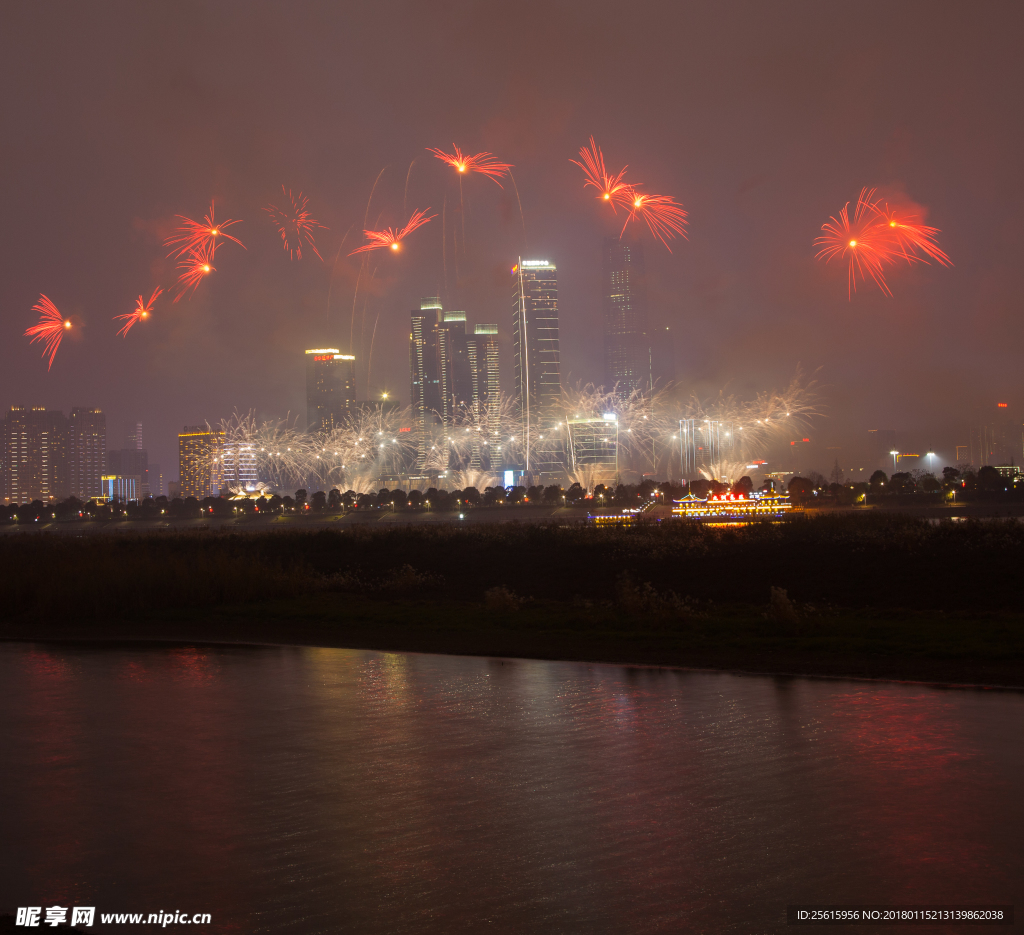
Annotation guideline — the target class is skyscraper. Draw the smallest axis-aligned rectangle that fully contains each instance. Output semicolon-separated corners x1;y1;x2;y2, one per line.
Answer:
409;298;476;467
602;237;651;393
1;406;68;503
442;311;473;410
512;259;561;474
970;403;1021;467
467;324;500;470
178;425;225;499
410;298;445;467
126;422;143;450
305;349;356;432
68;407;106;501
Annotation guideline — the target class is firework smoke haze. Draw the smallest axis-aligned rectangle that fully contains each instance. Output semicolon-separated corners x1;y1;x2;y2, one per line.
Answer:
24;295;72;370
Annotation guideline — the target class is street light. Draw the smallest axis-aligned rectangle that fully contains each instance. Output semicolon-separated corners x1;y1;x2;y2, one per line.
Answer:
890;449;899;472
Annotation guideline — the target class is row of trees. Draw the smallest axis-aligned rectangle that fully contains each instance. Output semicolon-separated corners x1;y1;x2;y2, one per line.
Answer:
787;464;1022;505
0;477;750;524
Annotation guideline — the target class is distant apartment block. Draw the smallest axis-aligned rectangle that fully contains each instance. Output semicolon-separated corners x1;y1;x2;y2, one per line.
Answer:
178;425;225;499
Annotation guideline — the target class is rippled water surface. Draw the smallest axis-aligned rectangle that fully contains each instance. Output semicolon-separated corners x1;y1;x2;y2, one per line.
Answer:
1;643;1021;934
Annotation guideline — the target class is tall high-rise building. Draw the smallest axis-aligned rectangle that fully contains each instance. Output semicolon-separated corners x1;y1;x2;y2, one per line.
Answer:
305;349;356;432
68;407;106;501
409;298;476;467
602;238;650;393
970;403;1021;467
411;298;445;467
442;311;474;409
1;406;69;503
178;425;225;499
126;422;143;450
468;324;500;412
467;324;500;470
512;259;561;475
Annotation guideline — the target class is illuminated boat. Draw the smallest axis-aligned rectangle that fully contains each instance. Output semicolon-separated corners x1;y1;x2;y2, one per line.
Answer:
672;491;792;519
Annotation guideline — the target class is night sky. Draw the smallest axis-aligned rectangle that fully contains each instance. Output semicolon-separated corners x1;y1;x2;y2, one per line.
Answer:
3;2;1022;477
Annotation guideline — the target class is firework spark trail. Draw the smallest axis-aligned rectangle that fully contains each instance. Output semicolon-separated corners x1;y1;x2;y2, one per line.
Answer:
814;188;951;298
349;208;436;255
864;194;952;268
620;188;689;250
164;202;245;259
217;376;819;494
570;137;632;210
550;373;820;483
427;146;513;187
24;294;72;370
115;287;163;337
508;170;528;249
814;189;899;298
264;187;327;261
221;405;418;493
173;242;217;302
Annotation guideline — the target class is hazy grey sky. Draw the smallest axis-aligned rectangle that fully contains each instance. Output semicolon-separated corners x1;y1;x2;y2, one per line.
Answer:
2;1;1022;473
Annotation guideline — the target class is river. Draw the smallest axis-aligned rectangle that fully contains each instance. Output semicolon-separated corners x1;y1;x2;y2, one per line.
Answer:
1;643;1020;933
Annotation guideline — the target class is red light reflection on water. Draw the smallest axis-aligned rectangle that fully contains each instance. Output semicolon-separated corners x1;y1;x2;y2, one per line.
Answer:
823;687;994;899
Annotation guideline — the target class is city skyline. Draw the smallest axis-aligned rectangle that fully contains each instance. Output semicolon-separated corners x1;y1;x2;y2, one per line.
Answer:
3;3;1024;491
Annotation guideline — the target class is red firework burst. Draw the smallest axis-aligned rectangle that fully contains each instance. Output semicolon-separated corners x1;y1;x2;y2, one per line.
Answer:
865;195;952;268
620;187;689;250
173;243;217;302
815;189;902;298
570;137;632;210
164;201;245;259
115;287;163;337
349;208;436;255
263;187;327;261
24;294;72;370
426;146;512;187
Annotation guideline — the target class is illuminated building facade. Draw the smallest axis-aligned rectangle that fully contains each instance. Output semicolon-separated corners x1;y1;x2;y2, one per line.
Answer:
567;415;618;483
602;238;650;394
409;298;477;467
512;260;561;476
178;425;225;499
411;298;446;467
68;407;106;501
221;442;259;490
1;406;69;503
305;349;356;433
100;474;139;502
679;419;737;480
107;448;149;499
467;323;500;470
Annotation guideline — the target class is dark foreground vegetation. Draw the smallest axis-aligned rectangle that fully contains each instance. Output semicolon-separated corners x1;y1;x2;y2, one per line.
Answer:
3;513;1023;686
